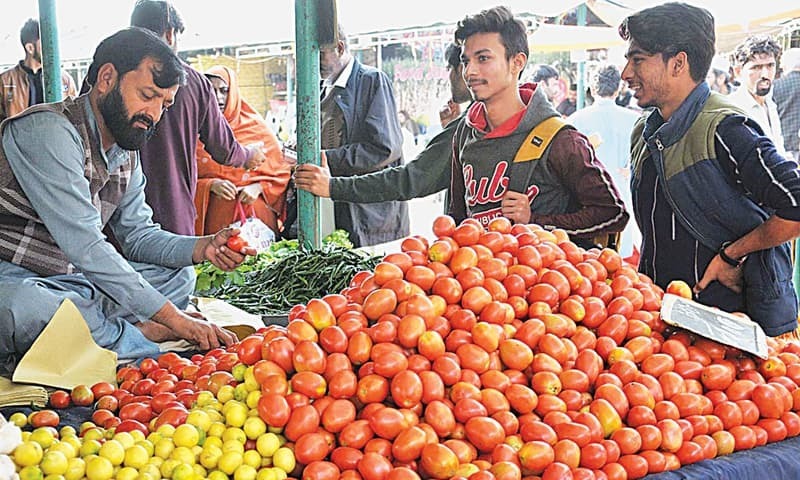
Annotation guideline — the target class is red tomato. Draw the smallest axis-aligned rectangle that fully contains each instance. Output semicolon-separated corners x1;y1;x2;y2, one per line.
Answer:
49;390;71;409
226;234;248;253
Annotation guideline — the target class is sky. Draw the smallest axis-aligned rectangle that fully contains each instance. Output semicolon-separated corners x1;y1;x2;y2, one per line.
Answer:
0;0;797;65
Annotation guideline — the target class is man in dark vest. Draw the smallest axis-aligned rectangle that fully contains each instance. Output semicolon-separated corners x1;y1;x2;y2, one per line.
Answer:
448;6;628;247
0;28;242;375
621;3;800;336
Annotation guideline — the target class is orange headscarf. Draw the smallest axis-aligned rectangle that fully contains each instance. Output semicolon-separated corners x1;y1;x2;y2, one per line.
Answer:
195;65;291;234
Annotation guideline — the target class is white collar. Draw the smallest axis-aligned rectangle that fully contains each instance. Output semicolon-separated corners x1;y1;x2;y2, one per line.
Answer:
323;56;355;91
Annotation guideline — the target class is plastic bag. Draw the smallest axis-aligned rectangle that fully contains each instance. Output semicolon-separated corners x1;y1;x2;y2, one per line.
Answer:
230;200;274;254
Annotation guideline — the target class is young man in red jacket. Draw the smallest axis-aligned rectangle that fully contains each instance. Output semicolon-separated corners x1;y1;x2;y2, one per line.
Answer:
449;6;628;248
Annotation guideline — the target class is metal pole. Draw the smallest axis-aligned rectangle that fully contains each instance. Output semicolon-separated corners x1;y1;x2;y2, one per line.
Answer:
38;0;63;103
295;0;322;249
576;3;587;110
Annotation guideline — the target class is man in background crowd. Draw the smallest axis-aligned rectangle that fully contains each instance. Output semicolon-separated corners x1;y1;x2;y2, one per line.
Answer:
294;43;469;206
728;35;787;157
530;63;561;104
773;48;800;161
556;83;577;116
0;18;77;123
312;23;409;247
569;65;642;261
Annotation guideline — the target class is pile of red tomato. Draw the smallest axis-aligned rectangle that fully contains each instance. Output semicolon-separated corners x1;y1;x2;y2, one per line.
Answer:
50;216;800;480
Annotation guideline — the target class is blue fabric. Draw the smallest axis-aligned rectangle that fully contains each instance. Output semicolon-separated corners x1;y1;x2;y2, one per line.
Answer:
632;83;799;336
646;435;800;479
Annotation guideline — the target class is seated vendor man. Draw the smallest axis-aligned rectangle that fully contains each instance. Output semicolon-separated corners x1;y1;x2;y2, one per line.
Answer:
0;28;242;375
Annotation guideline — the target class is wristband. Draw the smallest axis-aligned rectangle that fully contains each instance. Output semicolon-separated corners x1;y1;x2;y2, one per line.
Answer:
718;241;745;268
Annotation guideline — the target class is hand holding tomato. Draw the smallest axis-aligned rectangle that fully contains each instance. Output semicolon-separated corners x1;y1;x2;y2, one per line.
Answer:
193;228;256;271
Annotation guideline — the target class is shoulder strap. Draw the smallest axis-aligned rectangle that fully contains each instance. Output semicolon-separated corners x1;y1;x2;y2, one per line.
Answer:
508;116;569;193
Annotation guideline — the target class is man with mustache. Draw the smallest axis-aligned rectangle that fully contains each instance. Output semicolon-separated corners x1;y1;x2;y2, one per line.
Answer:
0;28;243;376
448;6;628;248
0;18;78;123
620;3;800;336
728;35;788;157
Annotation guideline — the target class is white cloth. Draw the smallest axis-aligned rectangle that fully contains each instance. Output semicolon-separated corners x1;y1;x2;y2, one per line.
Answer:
728;87;788;157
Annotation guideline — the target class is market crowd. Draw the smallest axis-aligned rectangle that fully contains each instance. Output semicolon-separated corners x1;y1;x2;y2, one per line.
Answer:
1;0;800;373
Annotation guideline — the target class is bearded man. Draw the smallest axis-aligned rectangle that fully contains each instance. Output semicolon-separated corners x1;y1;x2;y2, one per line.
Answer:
0;28;246;375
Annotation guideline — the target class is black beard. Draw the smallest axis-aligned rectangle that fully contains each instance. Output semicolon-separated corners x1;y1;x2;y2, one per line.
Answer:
756;85;771;97
98;85;155;151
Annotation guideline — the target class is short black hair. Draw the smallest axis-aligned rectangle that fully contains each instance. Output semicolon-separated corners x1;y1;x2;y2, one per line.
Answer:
91;27;186;89
454;6;528;61
593;65;621;98
733;35;782;67
20;18;39;46
445;43;461;70
131;0;185;36
531;64;559;83
619;2;715;83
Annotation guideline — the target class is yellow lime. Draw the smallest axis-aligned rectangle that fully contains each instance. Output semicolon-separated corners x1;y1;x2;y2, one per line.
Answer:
242;417;266;440
136;439;155;457
256;467;287;480
199;445;223;469
272;447;295;473
40;450;69;475
192;463;208;477
29;428;56;449
234;464;258;480
195;391;215;407
57;436;81;455
123;444;150;469
231;363;247;382
245;391;262;410
49;441;77;460
170;446;196;465
115;466;139;480
221;439;245;455
157;424;177;438
14;440;44;467
208;471;230;480
233;384;250;403
139;463;162;479
173;424;201;448
79;439;102;457
44;473;67;480
186;410;212;433
85;455;114;480
217;385;235;404
169;462;194;480
255;433;280;458
148;455;164;467
63;457;86;480
59;426;76;437
98;439;125;466
154;437;175;459
129;430;146;443
82;427;105;443
159;458;180;478
204;436;223;450
242;450;261;469
217;450;243;475
10;411;28;427
243;368;259;392
114;432;135;449
222;427;246;444
146;432;162;445
208;422;227;438
18;465;44;480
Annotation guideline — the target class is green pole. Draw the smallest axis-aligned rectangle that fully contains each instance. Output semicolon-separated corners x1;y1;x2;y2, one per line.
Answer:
576;3;587;110
38;0;64;103
294;0;322;249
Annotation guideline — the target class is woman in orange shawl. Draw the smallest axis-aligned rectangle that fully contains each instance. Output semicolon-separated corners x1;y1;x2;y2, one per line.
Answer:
195;65;291;235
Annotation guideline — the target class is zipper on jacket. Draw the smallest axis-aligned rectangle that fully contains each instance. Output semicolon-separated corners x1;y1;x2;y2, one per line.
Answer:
651;136;710;248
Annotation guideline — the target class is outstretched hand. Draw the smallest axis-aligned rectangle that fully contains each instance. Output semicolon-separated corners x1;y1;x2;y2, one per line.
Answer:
193;228;256;271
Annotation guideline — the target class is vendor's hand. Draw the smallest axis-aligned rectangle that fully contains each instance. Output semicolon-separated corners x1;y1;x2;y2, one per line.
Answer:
150;303;237;350
193;228;256;270
439;100;461;127
501;190;532;224
238;183;262;204
694;254;744;295
210;179;237;200
294;152;331;198
244;144;266;170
